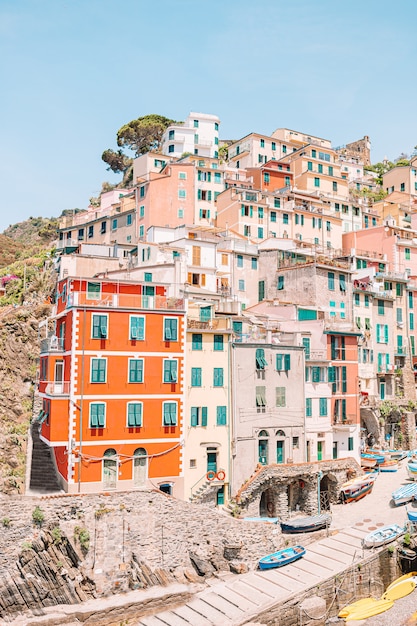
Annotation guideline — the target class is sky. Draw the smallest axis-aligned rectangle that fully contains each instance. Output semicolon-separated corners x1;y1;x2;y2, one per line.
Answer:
1;0;417;233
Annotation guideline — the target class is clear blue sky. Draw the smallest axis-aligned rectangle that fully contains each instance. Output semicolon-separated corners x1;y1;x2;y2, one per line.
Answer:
1;0;417;233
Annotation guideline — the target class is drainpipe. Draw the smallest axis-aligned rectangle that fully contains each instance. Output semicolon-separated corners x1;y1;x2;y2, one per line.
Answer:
318;470;323;514
78;307;87;493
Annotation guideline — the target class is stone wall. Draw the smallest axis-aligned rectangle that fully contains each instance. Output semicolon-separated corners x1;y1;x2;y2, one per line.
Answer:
0;489;285;621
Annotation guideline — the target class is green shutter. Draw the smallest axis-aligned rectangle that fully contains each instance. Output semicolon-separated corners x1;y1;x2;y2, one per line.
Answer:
284;354;291;370
312;366;320;383
328;366;335;382
191;407;198;427
276;354;283;370
201;407;208;427
216;406;226;425
342;366;347;392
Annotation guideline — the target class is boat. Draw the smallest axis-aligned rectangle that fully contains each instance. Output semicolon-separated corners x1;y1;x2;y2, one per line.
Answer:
340;476;375;503
388;449;407;461
258;545;305;570
407;509;417;523
243;516;279;524
280;513;331;534
362;523;405;548
379;460;399;472
407;463;417;481
361;452;385;465
360;455;378;468
382;573;417;601
338;597;393;620
391;483;417;506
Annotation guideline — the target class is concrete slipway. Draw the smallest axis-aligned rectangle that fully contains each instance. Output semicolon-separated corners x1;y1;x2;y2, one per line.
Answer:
137;460;415;626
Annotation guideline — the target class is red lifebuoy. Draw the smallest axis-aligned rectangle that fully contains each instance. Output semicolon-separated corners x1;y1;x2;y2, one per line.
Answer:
206;470;216;481
216;470;226;481
299;480;305;489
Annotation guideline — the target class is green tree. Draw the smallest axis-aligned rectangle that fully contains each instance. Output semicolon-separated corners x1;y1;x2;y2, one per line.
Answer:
364;161;395;185
116;114;178;156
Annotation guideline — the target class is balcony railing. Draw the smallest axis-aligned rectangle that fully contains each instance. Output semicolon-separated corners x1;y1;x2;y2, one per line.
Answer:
40;336;65;353
44;381;70;396
305;350;328;361
66;292;185;311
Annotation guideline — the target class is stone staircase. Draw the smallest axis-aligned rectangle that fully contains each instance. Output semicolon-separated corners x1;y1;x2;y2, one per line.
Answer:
29;424;62;493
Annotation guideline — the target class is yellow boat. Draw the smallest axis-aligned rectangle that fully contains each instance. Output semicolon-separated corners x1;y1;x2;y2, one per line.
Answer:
382;572;417;601
338;597;393;620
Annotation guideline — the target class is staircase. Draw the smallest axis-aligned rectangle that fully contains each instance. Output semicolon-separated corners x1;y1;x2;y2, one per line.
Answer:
29;424;62;493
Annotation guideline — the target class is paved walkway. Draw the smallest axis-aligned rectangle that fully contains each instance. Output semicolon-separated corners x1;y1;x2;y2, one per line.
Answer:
136;460;414;626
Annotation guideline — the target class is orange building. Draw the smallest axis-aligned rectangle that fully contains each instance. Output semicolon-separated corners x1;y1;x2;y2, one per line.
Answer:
38;277;186;495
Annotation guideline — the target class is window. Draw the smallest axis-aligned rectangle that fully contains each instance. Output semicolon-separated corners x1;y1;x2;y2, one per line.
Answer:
410;313;415;330
191;407;207;427
92;314;108;339
270;211;277;222
258;207;264;219
194;133;199;144
283;213;289;224
237;254;243;268
163;402;177;426
282;145;287;154
213;368;224;387
348;437;354;451
326;221;331;232
112;218;118;231
179;171;187;180
364;295;369;307
88;225;94;238
216;406;227;425
168;145;175;153
168;130;175;140
144;272;152;283
318;163;323;174
164;318;178;341
256;348;268;370
191;333;203;350
314;177;320;187
397;308;403;323
331;335;345;360
328;166;333;176
274;198;280;208
276;387;286;407
319;398;328;416
130;316;145;340
302;337;311;359
272;141;276;150
87;282;100;300
277;275;284;290
339;275;346;292
258;227;264;239
163;359;178;383
193;119;199;128
214;122;219;131
91;358;106;383
307;161;313;171
330;301;336;317
78;228;84;241
178;189;186;199
276;354;291;371
378;300;385;315
127;403;142;427
140;185;145;198
139;205;145;218
293;437;299;449
354;293;360;306
263;172;270;184
139;225;144;238
401;183;405;192
90;403;105;428
328;272;335;290
100;221;106;234
256;386;266;411
214;335;224;351
409;292;414;309
238;279;245;291
126;214;132;226
340;302;345;319
284;176;291;187
306;398;312;417
129;359;144;383
332;182;337;192
260;139;265;147
251;257;258;270
405;248;411;260
191;367;202;386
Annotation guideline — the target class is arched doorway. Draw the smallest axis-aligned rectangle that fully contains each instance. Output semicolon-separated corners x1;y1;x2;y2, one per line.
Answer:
103;448;117;490
287;480;300;512
258;430;269;465
260;488;275;517
319;474;336;510
133;448;147;487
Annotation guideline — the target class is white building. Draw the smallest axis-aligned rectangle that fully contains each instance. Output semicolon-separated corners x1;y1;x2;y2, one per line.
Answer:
162;112;220;159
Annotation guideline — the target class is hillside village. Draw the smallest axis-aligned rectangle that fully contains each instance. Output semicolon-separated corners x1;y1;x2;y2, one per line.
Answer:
24;111;417;519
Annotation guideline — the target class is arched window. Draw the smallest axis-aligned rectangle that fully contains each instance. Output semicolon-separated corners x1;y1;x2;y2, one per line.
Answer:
133;448;147;487
276;429;285;437
258;430;269;437
103;448;117;490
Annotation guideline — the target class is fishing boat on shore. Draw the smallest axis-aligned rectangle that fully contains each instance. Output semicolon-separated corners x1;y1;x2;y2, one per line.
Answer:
387;449;407;461
258;545;305;570
379;460;399;472
362;523;405;548
407;462;417;481
391;483;417;506
360;454;378;468
243;516;279;523
280;513;331;534
340;475;375;503
361;451;386;464
406;508;417;523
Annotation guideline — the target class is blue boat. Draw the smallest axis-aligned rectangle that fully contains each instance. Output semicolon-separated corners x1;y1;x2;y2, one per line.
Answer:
362;452;385;464
258;545;306;570
407;463;417;481
362;524;405;548
392;483;417;506
407;509;417;523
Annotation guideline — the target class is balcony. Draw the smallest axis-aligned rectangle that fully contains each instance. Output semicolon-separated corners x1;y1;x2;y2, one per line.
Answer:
40;336;65;353
187;317;229;331
66;292;185;312
44;381;70;396
305;350;328;361
333;414;357;429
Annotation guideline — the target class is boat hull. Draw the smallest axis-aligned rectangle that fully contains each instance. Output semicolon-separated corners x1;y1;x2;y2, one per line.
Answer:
280;513;331;534
258;545;305;570
339;598;393;620
391;484;417;506
341;481;374;503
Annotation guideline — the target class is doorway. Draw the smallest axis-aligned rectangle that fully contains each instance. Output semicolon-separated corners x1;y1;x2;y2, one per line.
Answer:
103;449;117;490
133;448;147;487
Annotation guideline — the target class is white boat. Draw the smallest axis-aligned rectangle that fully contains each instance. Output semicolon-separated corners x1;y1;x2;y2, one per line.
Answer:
407;463;417;481
391;483;417;506
362;524;405;548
